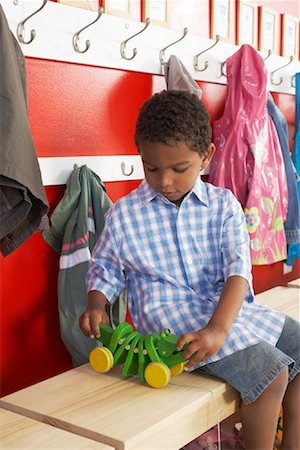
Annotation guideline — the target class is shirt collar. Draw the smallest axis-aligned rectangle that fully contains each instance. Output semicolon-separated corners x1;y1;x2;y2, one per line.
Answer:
138;180;158;207
190;176;209;206
138;177;209;207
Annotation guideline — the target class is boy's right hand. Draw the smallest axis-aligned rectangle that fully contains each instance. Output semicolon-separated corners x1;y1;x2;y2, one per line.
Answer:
79;291;110;339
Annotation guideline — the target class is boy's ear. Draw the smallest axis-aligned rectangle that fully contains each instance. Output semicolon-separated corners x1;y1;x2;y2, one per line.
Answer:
201;143;215;169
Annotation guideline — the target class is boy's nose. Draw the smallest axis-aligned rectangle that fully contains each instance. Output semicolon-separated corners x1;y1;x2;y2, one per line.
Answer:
158;171;173;188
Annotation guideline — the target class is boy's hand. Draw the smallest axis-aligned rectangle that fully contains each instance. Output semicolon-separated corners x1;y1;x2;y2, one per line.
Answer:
176;324;227;369
79;290;110;339
79;307;110;339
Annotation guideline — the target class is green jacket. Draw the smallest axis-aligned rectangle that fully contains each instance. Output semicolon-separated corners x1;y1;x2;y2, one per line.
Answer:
43;165;126;366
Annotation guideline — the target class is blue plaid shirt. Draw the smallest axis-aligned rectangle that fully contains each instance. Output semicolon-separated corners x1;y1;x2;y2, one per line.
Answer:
87;178;285;367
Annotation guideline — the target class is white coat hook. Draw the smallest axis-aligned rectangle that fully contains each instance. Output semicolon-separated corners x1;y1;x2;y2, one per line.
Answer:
72;7;103;53
193;35;221;72
270;55;294;86
121;162;134;176
17;0;48;44
220;61;227;77
159;28;188;65
120;18;151;60
263;49;272;61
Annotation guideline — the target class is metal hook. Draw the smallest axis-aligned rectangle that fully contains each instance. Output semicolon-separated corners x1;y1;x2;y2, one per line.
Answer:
270;55;294;85
159;27;188;65
72;7;103;53
193;35;221;72
220;61;227;77
121;162;134;177
120;18;150;60
17;0;48;44
263;49;272;61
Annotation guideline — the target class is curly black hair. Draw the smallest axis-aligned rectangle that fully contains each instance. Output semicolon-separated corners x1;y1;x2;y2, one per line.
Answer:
134;90;211;155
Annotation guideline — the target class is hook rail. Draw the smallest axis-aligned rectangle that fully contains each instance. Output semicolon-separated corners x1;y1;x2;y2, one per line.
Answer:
3;0;297;95
159;27;188;65
120;18;151;60
17;0;48;44
72;7;103;53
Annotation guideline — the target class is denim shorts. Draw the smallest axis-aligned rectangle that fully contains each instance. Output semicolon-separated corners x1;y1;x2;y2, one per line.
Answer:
197;316;300;404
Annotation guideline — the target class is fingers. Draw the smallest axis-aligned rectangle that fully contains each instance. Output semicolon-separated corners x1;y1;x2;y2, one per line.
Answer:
90;313;102;338
177;332;215;368
79;313;95;338
79;310;109;339
176;333;193;351
184;348;209;369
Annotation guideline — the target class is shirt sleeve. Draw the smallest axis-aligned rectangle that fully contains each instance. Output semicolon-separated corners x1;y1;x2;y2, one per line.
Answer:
221;190;254;294
86;208;126;304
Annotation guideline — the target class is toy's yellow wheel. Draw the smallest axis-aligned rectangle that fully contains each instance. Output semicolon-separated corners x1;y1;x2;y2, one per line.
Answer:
144;362;171;388
170;362;184;377
89;347;114;373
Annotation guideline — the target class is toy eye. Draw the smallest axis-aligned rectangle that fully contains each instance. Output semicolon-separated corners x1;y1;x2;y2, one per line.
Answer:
160;328;170;338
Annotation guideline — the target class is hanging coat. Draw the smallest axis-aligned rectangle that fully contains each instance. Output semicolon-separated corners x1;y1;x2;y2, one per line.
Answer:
0;6;49;256
164;54;202;98
42;165;126;367
286;72;300;265
209;44;288;265
267;93;300;245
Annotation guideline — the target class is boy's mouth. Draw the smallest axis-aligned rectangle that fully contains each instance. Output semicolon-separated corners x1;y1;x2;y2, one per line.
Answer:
161;191;177;197
160;191;181;202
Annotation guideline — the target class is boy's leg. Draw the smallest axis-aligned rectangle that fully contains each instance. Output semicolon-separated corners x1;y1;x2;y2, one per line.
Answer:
240;367;288;450
274;317;300;450
281;373;300;450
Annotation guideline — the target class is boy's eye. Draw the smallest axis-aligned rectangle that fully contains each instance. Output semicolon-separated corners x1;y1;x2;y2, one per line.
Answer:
173;167;188;173
145;167;157;172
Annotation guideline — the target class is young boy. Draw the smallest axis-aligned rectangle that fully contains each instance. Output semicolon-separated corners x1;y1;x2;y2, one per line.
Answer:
80;90;300;450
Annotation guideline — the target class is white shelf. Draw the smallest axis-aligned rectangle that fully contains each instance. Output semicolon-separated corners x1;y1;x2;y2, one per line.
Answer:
38;155;144;185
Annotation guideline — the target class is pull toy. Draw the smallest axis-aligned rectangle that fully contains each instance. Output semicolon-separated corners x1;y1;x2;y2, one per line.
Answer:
89;322;188;388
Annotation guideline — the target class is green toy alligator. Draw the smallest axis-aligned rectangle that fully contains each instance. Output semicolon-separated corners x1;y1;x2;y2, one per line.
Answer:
89;322;188;388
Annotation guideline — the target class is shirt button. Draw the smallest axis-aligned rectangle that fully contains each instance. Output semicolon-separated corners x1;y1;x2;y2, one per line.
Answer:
186;257;193;265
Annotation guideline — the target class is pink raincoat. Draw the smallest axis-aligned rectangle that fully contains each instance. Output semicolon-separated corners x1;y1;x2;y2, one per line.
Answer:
209;45;288;265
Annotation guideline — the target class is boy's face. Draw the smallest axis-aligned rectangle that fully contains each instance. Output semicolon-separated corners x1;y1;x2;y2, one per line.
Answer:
140;140;214;206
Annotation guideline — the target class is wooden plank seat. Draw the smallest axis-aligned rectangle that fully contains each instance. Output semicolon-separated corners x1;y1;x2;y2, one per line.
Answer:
0;365;240;450
0;286;298;449
287;278;300;289
255;286;299;321
0;408;112;449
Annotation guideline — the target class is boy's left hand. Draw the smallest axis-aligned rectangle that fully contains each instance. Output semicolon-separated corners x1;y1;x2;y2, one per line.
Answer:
176;324;227;369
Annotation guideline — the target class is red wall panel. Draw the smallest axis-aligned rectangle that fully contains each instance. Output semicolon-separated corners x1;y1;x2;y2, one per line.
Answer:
26;59;152;157
0;186;70;395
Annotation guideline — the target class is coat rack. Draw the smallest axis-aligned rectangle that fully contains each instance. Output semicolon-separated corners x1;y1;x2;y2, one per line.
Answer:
2;0;298;95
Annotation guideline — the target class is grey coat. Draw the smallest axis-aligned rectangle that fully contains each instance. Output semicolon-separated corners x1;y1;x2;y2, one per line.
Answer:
0;6;49;256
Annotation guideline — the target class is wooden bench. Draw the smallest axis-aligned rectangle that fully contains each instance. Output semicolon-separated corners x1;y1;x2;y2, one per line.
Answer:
255;286;299;321
287;278;300;289
0;286;298;450
0;407;112;449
